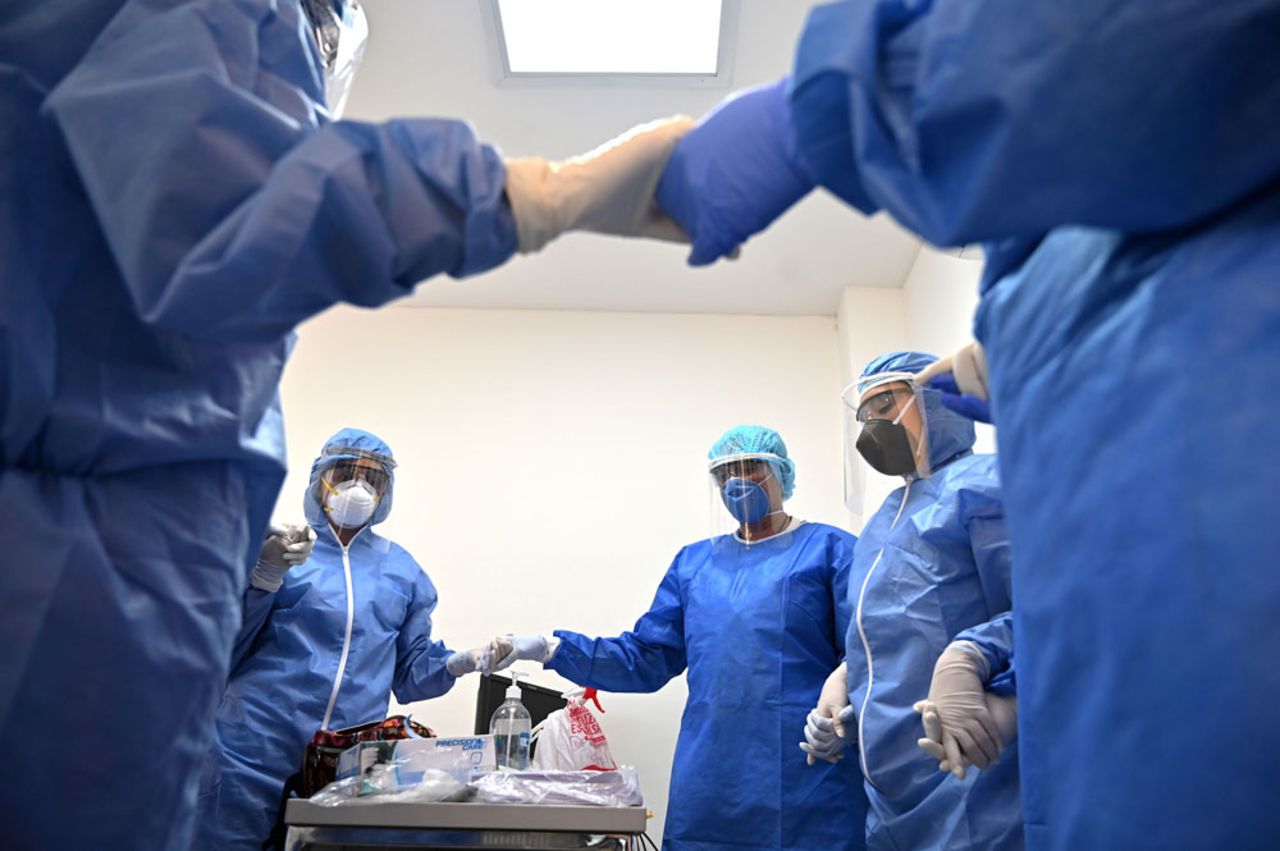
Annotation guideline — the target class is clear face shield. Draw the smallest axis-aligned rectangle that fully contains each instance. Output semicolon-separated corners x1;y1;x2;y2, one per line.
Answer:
316;444;396;543
708;453;789;549
301;0;369;119
842;371;931;521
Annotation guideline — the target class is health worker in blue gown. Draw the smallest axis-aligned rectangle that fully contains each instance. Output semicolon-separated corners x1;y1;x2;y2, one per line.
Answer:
195;428;495;850
0;1;692;846
493;426;867;851
801;352;1019;850
647;2;1280;847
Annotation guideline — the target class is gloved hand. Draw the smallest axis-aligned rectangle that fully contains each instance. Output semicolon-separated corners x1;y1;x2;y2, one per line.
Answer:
915;342;991;423
251;524;317;592
446;645;498;678
799;663;856;765
488;634;557;671
656;77;816;266
928;374;992;423
915;642;1009;774
504;116;694;254
916;692;1017;778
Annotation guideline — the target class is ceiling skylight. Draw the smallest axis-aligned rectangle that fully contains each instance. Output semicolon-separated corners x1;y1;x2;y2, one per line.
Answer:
496;0;723;75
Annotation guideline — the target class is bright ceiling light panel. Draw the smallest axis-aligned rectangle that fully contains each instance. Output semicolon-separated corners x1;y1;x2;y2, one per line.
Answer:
497;0;723;75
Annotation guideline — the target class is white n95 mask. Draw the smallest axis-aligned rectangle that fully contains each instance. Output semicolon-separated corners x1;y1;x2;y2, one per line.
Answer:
325;479;378;528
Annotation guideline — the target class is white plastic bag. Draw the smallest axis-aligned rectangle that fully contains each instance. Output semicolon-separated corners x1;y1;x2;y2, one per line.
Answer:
530;688;617;771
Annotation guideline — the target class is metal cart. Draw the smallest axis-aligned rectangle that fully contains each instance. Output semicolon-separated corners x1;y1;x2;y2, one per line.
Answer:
284;799;652;850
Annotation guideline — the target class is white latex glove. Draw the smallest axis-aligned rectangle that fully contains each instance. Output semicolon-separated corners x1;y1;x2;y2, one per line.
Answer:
488;634;558;671
250;524;317;592
446;645;497;678
504;116;695;254
916;692;1017;778
915;642;1009;773
914;341;989;401
800;663;856;765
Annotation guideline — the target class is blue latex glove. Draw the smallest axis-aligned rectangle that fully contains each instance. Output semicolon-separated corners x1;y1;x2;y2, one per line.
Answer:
656;78;816;266
928;374;993;424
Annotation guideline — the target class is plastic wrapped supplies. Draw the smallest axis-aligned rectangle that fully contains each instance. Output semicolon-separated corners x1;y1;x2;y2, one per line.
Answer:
472;767;643;807
308;766;642;809
306;721;640;810
311;767;474;806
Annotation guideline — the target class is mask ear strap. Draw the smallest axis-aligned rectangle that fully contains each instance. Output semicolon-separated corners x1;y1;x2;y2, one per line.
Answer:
319;476;343;518
891;393;916;426
890;393;931;472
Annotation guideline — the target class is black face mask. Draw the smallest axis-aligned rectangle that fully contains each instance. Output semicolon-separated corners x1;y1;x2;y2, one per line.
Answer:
856;419;919;476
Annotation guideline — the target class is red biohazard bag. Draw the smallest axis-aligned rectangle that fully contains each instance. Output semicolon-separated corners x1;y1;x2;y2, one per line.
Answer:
530;688;617;771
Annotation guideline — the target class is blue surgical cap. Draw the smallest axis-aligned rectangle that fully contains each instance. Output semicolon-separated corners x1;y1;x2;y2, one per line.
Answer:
709;425;796;500
860;349;938;379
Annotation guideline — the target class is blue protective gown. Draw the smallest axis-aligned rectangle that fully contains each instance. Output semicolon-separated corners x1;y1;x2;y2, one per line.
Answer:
789;2;1280;847
847;354;1018;851
0;3;513;847
549;522;866;851
196;429;458;850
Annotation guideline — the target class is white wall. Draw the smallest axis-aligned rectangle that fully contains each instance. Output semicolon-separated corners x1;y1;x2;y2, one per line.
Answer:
274;304;847;843
837;247;993;528
902;247;995;455
901;247;983;361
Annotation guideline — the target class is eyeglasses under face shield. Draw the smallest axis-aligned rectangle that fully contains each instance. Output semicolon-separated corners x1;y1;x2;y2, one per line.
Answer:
709;456;775;488
855;383;918;424
319;445;395;494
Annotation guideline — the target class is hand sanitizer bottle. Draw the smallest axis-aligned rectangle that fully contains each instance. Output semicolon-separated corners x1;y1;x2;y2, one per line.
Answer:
489;672;531;770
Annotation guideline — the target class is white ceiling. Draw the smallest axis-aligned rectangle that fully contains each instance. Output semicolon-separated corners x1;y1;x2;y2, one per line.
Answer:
346;0;922;316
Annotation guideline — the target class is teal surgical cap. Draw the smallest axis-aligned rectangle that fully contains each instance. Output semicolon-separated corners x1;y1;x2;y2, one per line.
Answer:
709;425;796;500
